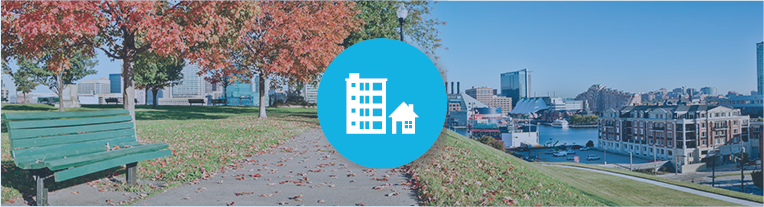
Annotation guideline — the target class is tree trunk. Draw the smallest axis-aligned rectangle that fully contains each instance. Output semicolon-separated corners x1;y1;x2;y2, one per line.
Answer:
258;75;267;119
145;88;148;105
223;83;228;106
151;89;159;109
57;73;64;112
122;47;137;138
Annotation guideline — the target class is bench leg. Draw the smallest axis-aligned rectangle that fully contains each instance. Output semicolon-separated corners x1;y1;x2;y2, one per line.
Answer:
34;172;47;206
126;162;138;186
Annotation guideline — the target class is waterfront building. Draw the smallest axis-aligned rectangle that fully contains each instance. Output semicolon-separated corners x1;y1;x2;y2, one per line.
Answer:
109;73;121;94
575;84;640;113
171;63;203;98
78;78;111;95
718;94;763;118
500;68;531;106
465;86;513;116
749;120;763;161
599;105;750;168
446;93;488;127
509;97;583;118
345;73;387;134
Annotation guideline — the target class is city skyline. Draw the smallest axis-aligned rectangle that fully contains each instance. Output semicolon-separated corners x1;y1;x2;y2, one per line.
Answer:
3;2;763;99
433;1;762;98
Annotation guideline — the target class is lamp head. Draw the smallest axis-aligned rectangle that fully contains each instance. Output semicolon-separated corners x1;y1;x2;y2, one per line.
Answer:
396;3;408;19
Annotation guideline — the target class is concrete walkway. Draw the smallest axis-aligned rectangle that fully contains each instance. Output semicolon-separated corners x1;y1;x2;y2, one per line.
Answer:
544;164;763;207
135;128;417;206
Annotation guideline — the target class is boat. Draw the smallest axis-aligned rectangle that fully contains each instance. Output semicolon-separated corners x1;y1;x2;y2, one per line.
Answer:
552;119;569;129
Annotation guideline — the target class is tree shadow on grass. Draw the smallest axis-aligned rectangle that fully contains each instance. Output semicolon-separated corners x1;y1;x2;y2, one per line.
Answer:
1;161;123;204
0;104;57;112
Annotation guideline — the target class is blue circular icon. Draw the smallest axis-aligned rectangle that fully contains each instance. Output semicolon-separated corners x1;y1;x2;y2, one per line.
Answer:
317;38;446;168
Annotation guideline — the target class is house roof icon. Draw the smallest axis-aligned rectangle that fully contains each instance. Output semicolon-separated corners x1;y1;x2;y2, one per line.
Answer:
389;102;418;119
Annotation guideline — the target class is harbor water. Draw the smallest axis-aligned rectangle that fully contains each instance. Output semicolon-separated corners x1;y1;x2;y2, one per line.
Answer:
451;125;599;147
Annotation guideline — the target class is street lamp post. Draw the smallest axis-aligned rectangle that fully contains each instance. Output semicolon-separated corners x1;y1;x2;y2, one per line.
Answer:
604;147;607;165
396;3;408;41
629;152;633;170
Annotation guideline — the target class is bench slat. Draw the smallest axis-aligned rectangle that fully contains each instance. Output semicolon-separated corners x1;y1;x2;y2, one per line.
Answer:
14;140;141;170
9;122;134;140
2;110;128;121
11;129;136;149
12;136;138;166
54;150;171;182
46;143;169;171
7;115;132;130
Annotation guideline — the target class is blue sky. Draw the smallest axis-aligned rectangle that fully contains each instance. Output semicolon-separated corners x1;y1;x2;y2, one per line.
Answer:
9;1;764;98
431;1;763;98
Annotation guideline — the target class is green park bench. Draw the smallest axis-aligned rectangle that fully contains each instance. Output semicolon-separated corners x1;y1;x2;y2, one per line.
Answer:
104;97;119;104
2;109;171;206
188;98;205;106
211;98;226;106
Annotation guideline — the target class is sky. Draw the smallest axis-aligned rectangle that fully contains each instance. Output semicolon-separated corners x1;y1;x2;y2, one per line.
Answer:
431;1;763;98
7;1;764;98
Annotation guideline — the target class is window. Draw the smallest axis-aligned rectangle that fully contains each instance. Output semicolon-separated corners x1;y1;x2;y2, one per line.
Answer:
373;108;382;117
373;96;382;104
351;121;356;126
351;96;356;100
404;121;413;129
373;121;382;129
360;82;364;90
365;83;370;91
360;96;370;104
351;108;356;113
373;83;382;91
351;83;356;87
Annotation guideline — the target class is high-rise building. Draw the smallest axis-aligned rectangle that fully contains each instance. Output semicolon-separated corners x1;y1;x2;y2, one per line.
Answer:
700;87;717;96
757;42;763;95
172;63;203;98
302;83;319;103
78;78;110;95
345;73;387;134
2;73;17;103
109;73;121;94
500;68;531;106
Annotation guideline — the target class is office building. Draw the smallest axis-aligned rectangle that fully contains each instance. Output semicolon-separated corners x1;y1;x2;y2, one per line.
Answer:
78;78;110;95
758;42;763;95
465;86;512;116
500;68;531;106
575;84;640;113
302;83;319;104
2;73;17;103
109;73;121;94
599;105;750;167
719;94;763;118
172;63;204;98
700;87;717;96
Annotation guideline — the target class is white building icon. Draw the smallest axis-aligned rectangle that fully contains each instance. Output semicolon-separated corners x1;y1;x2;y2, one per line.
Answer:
389;102;418;134
346;73;387;134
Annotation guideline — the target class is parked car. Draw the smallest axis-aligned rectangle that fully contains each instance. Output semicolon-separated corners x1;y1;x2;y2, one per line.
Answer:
587;154;601;161
566;150;576;154
544;150;555;154
567;156;575;161
553;151;568;157
580;147;591;151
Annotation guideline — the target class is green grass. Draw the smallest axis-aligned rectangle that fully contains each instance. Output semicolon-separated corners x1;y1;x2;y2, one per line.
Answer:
543;162;764;203
535;166;741;206
405;129;602;206
1;103;318;203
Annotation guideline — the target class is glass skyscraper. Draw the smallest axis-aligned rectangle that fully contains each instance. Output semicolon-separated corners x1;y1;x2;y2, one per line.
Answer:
109;73;121;94
500;68;531;106
757;42;762;95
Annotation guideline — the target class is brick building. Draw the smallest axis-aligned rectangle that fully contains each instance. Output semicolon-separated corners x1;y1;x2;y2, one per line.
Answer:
465;86;512;116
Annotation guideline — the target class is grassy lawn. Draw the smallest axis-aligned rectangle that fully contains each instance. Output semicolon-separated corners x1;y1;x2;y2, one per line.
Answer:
405;129;602;206
534;166;741;206
1;103;318;203
543;162;764;203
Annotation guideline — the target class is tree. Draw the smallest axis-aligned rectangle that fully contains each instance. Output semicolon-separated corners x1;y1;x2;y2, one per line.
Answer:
17;54;97;111
586;140;594;148
190;1;361;119
3;1;256;118
2;62;38;102
134;52;184;109
202;66;242;106
342;1;445;55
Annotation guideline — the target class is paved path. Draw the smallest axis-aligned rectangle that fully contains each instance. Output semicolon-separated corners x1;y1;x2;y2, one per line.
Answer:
543;164;763;207
135;128;418;206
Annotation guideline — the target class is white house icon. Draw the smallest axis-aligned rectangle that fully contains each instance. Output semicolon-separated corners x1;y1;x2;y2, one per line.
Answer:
389;102;418;134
